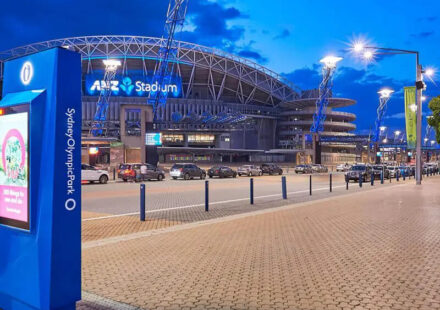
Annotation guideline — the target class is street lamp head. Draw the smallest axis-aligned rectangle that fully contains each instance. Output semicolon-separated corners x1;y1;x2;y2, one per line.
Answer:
378;88;394;98
103;59;121;71
383;138;388;143
379;126;387;131
431;140;436;145
320;56;343;69
394;130;401;135
424;138;429;142
353;42;365;53
425;68;435;77
363;50;375;61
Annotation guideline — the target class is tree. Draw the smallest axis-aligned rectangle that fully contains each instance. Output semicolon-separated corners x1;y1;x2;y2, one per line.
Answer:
428;96;440;143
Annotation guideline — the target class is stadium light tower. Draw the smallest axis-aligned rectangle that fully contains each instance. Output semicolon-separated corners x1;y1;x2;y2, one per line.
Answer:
311;56;343;133
372;89;393;163
149;0;189;122
90;59;121;137
310;55;342;164
351;38;436;185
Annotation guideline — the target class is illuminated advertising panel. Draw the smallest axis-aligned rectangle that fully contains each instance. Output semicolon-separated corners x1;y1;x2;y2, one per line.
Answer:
0;104;29;230
146;133;162;146
84;71;182;98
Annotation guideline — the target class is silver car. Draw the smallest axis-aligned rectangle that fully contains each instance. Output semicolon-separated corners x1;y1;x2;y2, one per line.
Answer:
237;165;262;177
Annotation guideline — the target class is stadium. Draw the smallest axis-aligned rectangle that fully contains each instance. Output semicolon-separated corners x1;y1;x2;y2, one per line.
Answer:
0;35;357;167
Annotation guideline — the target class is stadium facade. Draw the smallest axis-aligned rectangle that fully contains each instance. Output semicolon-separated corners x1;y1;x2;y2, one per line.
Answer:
0;36;357;167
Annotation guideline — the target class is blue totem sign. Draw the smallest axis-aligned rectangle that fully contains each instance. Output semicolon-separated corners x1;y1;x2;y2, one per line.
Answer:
0;48;82;309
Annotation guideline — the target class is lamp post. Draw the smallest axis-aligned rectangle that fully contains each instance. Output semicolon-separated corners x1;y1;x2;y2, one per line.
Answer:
352;42;435;185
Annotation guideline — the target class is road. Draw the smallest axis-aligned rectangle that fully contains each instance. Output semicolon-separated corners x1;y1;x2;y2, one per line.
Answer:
82;172;356;218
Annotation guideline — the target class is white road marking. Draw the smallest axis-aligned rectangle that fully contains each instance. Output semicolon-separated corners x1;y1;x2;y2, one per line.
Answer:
83;185;347;222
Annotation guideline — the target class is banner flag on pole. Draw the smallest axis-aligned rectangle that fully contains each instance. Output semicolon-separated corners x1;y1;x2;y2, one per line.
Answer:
404;86;417;149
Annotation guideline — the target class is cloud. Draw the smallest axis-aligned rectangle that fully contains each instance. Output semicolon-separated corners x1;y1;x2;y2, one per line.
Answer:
410;31;435;39
237;49;268;64
180;1;248;48
0;0;248;52
273;29;290;40
385;112;405;120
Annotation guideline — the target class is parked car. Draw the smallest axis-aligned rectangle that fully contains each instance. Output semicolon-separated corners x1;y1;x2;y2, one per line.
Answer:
170;163;206;180
237;165;262;177
387;166;399;178
311;164;328;173
136;164;166;181
295;164;313;174
260;163;283;175
336;163;351;172
424;162;439;174
345;164;372;182
82;164;109;184
372;165;390;179
117;163;136;182
208;166;237;178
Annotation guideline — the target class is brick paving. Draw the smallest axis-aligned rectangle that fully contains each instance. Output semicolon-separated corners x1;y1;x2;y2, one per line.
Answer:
82;176;401;242
78;176;440;309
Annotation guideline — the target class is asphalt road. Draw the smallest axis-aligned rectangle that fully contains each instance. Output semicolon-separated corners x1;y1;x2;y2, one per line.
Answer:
82;172;351;218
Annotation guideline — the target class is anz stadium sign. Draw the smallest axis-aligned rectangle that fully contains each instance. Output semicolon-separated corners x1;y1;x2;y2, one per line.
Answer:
84;71;182;98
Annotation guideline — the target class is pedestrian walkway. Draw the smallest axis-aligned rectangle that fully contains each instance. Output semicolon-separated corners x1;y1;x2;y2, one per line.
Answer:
79;177;440;310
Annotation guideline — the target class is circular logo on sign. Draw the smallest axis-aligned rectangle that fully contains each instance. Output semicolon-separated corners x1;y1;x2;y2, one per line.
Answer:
20;61;33;85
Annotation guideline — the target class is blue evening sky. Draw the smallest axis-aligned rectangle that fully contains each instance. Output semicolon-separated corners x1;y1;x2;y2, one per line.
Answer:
1;0;439;134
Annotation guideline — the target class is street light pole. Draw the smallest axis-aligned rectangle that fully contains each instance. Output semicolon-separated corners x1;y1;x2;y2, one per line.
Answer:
352;43;431;185
415;54;423;184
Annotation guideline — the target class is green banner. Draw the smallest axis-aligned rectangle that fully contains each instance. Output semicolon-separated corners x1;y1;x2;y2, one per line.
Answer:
404;86;417;149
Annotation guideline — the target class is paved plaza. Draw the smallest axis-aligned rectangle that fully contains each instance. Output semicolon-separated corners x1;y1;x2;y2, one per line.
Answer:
77;175;440;310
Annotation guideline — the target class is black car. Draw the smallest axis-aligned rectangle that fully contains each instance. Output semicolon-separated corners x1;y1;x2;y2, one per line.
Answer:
372;165;390;179
260;163;283;175
170;163;206;180
208;166;237;178
345;164;373;182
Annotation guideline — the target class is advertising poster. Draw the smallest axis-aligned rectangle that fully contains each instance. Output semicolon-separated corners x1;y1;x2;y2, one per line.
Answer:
404;86;417;149
0;111;29;229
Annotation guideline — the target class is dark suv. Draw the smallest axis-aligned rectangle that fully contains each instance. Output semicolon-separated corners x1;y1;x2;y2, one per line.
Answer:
345;164;372;182
208;166;237;178
260;163;283;175
170;163;206;180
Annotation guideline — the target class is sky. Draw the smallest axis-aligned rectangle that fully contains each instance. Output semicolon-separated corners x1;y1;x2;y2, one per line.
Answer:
1;0;440;135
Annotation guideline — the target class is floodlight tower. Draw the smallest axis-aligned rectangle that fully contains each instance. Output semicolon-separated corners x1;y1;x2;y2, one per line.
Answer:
372;89;394;143
310;56;343;133
90;59;121;136
149;0;189;121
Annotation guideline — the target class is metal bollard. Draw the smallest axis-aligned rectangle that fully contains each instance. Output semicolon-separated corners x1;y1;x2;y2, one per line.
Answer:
381;171;384;184
113;167;116;180
371;173;374;186
250;178;254;205
346;177;349;190
359;175;363;188
140;184;146;222
282;176;287;199
309;175;312;196
403;171;406;181
205;181;209;212
397;171;400;182
329;173;332;192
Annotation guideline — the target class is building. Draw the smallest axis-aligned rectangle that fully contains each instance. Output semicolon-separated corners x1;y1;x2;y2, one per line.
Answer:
0;35;357;167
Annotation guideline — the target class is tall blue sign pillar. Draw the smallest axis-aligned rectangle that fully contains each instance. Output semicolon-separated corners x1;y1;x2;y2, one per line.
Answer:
0;48;82;309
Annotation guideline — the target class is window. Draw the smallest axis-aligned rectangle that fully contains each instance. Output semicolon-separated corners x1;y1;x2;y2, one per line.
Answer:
188;134;215;143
